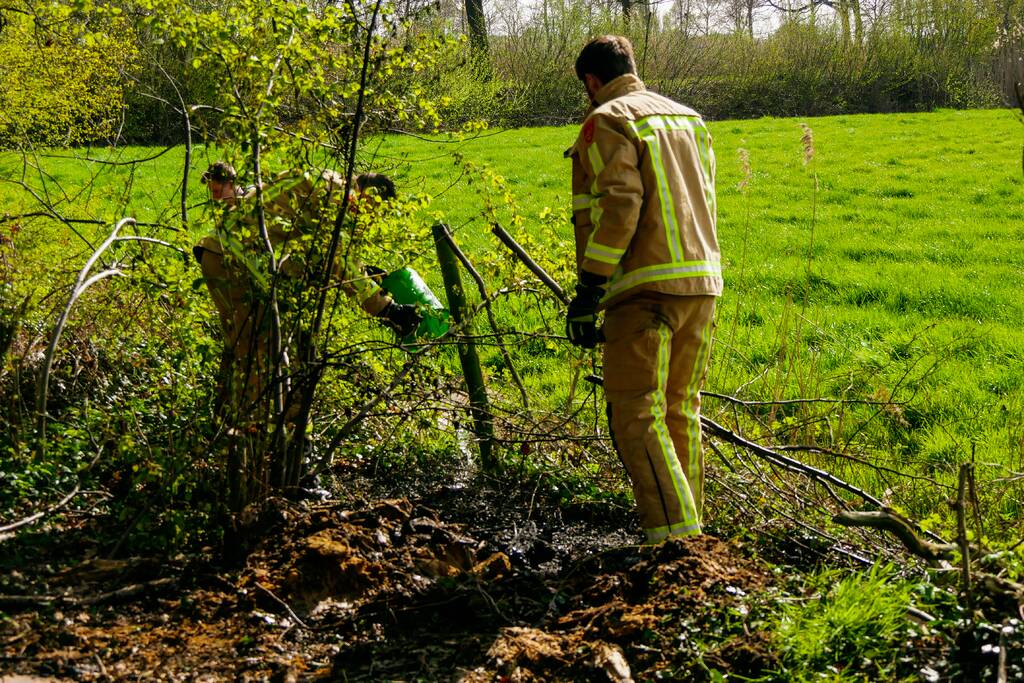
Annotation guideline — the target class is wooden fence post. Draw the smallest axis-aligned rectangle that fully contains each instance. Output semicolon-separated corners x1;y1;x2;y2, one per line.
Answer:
432;223;496;470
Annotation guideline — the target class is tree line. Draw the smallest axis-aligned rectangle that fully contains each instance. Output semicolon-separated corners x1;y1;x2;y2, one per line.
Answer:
0;0;1022;145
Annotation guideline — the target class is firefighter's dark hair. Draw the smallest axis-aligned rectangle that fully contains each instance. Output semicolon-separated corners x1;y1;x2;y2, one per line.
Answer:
575;35;637;84
200;161;237;185
355;172;397;201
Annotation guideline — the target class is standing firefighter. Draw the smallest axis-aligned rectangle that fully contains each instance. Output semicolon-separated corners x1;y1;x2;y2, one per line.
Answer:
565;36;723;544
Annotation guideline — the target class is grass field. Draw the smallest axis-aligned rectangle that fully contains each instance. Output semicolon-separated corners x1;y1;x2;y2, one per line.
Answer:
373;108;1024;523
4;107;1024;534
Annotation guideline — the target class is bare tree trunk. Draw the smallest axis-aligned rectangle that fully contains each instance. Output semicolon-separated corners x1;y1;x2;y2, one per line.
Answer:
851;0;863;44
620;0;633;24
465;0;488;52
838;0;851;45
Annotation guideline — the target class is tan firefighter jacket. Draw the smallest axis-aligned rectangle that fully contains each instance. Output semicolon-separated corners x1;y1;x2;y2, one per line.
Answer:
566;74;723;307
196;169;388;315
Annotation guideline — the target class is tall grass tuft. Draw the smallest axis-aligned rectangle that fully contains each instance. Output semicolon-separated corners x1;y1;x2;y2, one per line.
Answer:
776;564;914;679
768;125;824;429
799;122;818;296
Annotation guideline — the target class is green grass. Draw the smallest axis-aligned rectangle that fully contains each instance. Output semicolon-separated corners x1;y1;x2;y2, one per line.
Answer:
369;109;1024;530
773;564;919;681
4;108;1024;537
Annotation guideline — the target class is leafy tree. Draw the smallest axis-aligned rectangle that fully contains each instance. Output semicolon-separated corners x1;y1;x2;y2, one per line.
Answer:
0;3;135;147
3;0;464;523
126;0;460;512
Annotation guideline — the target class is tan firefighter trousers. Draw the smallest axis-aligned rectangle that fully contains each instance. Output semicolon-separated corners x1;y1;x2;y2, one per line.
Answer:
199;248;277;421
602;292;716;544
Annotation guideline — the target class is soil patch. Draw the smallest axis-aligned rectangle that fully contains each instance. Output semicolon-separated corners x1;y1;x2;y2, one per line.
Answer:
0;461;936;681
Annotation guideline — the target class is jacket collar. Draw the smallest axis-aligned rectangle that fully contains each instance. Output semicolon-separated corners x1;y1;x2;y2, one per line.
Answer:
593;73;646;106
564;74;647;158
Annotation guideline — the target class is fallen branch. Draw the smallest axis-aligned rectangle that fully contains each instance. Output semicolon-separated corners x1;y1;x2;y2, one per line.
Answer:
702;415;887;511
0;577;177;610
832;510;956;562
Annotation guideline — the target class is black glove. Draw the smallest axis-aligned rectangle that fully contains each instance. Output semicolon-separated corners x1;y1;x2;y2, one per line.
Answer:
378;300;423;338
565;271;608;349
364;264;388;283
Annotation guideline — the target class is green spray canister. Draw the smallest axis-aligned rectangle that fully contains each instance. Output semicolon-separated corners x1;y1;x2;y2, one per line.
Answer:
380;267;450;345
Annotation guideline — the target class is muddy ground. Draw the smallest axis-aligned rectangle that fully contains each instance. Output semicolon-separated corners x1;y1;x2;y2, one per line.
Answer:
0;459;965;681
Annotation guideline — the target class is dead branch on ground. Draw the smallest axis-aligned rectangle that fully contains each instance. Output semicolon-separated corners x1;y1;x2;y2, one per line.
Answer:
0;577;177;610
833;510;956;562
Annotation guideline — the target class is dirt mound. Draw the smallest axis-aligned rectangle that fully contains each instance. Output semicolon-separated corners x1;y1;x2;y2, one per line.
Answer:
304;501;773;680
2;470;777;681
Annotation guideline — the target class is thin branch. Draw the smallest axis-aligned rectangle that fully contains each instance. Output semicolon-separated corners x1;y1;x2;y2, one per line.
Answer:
113;236;186;254
36;219;131;449
35;219;189;450
37;145;177;166
255;582;310;630
0;482;81;535
491;224;568;305
775;444;952;489
383;127;511;143
702;415;886;509
957;464;973;610
0;212;176;230
702;391;903;408
763;0;836;12
0;578;177;610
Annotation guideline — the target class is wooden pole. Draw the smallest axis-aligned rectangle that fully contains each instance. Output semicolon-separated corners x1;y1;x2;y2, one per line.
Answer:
432;223;495;470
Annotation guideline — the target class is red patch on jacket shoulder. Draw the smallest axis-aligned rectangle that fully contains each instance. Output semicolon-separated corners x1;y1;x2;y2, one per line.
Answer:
582;119;596;144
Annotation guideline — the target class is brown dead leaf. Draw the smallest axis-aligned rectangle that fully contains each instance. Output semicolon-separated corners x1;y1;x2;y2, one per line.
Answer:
488;627;567;666
472;552;512;581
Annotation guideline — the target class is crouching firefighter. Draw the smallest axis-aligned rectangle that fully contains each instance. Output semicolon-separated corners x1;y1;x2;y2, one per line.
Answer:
564;36;723;545
193;163;445;425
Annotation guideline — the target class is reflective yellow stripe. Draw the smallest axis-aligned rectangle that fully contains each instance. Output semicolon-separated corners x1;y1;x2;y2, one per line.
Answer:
682;311;714;521
630;114;717;229
572;194;597;211
587;142;606;231
352;277;381;303
645;521;702;544
627;121;683;262
653;325;701;532
584;241;626;265
604;260;722;300
631;114;700;137
695;125;717;218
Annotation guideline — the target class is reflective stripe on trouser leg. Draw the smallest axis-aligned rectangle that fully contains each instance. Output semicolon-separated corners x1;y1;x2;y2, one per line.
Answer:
664;296;716;525
200;249;270;419
603;298;702;543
